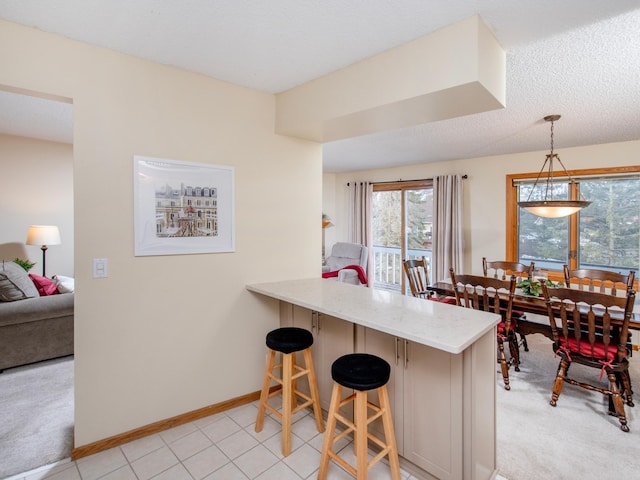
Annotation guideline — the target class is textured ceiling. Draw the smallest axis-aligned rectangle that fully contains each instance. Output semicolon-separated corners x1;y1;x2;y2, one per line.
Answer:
1;0;639;172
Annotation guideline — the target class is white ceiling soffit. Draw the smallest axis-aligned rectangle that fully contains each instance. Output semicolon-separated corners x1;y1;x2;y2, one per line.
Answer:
324;8;640;171
0;1;639;171
0;89;72;144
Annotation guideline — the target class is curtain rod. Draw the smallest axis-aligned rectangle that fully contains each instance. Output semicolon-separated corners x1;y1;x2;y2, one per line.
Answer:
348;175;467;186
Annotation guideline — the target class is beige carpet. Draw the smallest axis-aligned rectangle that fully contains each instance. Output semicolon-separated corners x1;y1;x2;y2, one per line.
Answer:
0;356;74;479
496;332;639;480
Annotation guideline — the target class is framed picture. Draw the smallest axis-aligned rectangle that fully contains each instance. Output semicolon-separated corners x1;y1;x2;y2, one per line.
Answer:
133;155;235;256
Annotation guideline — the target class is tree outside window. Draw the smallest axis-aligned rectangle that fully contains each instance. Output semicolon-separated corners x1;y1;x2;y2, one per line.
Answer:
372;181;433;292
508;167;640;280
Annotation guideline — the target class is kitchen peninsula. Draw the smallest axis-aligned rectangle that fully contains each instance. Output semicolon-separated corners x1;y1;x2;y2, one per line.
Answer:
247;278;500;480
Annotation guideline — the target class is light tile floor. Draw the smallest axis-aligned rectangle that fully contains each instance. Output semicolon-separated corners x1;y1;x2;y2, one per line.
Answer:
7;400;450;480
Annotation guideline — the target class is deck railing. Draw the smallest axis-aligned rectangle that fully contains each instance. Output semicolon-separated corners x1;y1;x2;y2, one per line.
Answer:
372;246;432;293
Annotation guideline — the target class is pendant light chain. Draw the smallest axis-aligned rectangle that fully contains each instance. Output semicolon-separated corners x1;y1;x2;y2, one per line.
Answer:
549;117;555;155
548;117;556;200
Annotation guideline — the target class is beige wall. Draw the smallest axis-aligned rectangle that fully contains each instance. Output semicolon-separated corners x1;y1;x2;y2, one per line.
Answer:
0;134;74;276
326;139;640;276
0;20;322;446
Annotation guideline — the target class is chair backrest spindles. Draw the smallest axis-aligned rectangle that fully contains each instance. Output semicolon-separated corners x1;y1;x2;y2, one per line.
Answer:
449;268;517;329
563;265;635;297
403;257;431;299
482;258;534;282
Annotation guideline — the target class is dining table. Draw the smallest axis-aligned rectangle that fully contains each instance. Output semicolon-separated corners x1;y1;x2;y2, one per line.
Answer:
428;280;640;342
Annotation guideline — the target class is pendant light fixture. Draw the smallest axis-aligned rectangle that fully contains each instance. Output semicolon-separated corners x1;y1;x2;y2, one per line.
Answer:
517;115;591;218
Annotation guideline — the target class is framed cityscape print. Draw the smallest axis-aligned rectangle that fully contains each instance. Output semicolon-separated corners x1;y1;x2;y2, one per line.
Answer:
133;155;235;256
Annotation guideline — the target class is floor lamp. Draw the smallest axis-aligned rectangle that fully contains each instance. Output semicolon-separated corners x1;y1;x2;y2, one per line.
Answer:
322;216;334;264
26;225;61;277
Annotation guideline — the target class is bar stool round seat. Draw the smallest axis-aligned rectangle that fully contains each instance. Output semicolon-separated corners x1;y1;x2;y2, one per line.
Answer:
319;353;400;480
255;327;324;457
331;353;390;390
266;327;313;353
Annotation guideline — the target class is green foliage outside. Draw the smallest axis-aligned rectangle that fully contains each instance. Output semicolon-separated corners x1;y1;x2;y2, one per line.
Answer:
406;189;433;250
518;177;639;272
372;189;433;249
372;188;433;285
372;190;401;248
579;179;639;268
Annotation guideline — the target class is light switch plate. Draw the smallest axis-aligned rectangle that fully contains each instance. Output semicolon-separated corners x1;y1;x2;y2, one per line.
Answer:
93;258;108;278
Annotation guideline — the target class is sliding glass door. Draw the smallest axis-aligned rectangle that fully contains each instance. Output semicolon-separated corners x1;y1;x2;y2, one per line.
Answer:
372;181;433;293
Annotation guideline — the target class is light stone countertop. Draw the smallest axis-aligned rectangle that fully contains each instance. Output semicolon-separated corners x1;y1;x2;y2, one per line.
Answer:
247;278;500;354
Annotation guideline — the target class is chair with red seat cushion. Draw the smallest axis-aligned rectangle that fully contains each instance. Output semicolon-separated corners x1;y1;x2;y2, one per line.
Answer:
483;258;534;352
563;265;635;296
449;268;518;390
541;284;636;432
403;257;456;304
563;266;636;405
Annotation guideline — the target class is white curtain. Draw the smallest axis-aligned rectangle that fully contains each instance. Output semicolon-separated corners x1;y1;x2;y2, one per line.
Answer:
433;175;464;282
347;181;373;285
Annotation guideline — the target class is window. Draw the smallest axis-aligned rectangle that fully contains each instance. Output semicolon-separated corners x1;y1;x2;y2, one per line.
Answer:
506;166;640;281
371;180;433;293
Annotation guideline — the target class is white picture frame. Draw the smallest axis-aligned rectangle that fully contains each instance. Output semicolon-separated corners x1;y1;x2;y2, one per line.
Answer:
133;155;235;256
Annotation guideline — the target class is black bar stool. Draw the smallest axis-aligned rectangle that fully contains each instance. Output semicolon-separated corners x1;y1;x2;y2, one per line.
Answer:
255;327;324;456
318;353;400;479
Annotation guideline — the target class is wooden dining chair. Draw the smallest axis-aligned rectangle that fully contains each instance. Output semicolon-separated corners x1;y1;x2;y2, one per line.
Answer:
541;283;636;432
450;268;518;390
563;265;635;296
563;266;637;409
482;258;535;281
403;257;456;303
483;258;535;352
403;257;431;298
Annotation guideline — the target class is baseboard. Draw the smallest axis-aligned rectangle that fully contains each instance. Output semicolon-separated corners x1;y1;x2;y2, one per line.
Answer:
71;390;261;460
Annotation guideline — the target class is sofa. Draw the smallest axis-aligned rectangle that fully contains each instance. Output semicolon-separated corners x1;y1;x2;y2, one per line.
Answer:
0;260;74;372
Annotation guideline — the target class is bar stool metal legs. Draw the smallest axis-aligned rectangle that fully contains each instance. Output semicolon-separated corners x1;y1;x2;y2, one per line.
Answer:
319;353;400;480
255;327;324;456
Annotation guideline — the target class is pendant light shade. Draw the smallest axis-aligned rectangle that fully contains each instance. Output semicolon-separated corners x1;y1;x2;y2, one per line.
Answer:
517;115;590;218
518;200;591;218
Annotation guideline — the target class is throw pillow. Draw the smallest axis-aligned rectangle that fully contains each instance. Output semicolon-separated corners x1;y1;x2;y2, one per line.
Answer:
29;273;59;296
52;274;75;293
0;259;40;301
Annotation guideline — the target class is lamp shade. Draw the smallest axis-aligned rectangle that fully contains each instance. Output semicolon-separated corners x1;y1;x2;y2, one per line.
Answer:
26;225;61;246
519;200;591;218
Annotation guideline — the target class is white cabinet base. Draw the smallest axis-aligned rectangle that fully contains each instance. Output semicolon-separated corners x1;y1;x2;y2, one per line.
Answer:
248;280;499;480
358;326;496;480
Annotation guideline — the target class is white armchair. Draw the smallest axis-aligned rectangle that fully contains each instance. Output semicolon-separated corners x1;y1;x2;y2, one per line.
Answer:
322;242;368;285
